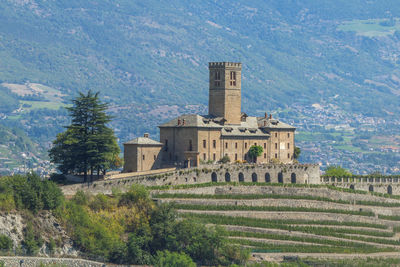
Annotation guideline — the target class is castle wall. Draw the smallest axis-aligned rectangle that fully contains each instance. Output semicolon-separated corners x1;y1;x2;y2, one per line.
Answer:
123;144;138;173
61;163;320;196
269;129;295;164
123;144;162;172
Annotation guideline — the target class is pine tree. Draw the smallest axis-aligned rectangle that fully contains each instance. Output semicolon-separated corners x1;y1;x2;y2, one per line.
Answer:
49;91;120;182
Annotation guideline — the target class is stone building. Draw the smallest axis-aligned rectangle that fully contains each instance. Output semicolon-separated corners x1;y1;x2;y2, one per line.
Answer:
123;62;296;172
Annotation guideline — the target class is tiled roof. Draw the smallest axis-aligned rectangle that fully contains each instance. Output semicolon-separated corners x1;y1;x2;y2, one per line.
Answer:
124;137;162;146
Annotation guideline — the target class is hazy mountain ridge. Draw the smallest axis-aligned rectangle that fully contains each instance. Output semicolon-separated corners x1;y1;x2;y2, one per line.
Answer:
1;0;400;174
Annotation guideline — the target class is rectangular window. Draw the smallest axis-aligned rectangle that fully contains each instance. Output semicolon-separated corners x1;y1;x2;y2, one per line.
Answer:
288;133;290;138
142;155;145;160
165;139;168;151
275;143;278;149
275;153;278;159
254;143;257;146
264;143;266;149
214;71;221;86
213;153;216;161
213;140;216;148
275;133;278;138
203;153;206;160
235;153;238;160
235;142;238;149
225;142;228;149
287;143;290;149
154;155;156;160
264;153;266;158
230;71;236;86
288;153;290;159
203;140;206;148
245;143;247;149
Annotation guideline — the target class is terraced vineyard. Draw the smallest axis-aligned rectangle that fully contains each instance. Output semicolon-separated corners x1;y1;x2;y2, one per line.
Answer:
151;183;400;262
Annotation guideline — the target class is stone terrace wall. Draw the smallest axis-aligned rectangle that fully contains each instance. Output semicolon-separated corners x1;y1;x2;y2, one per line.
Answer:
322;176;400;195
0;256;127;267
61;163;320;195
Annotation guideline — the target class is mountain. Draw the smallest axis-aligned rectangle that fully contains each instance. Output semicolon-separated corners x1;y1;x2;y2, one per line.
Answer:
0;0;400;174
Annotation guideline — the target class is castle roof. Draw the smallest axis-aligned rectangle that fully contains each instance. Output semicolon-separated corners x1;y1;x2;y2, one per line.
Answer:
124;137;162;146
257;117;296;130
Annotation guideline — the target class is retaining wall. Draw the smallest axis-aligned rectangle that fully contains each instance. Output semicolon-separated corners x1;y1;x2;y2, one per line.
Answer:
61;163;320;195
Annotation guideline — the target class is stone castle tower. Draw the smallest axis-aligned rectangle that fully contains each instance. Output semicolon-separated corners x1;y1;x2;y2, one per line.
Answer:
208;62;242;124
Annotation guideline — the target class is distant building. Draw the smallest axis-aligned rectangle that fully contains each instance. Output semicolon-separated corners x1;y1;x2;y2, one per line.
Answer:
123;62;296;173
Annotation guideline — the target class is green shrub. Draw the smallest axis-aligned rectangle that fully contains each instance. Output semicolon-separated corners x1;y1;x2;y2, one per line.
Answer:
0;234;12;250
22;222;43;255
154;250;196;267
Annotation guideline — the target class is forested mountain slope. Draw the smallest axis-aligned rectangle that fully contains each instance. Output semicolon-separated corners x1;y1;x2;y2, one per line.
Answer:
1;0;400;173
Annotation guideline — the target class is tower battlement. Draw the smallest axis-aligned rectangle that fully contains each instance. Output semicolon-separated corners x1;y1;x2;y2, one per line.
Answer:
209;62;242;68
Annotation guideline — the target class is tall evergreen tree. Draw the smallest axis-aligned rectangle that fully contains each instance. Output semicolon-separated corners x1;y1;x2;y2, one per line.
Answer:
49;91;120;182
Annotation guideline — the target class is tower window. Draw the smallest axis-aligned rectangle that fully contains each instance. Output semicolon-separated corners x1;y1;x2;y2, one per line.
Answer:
287;143;290;149
230;71;236;86
275;143;278;149
245;143;247;149
213;153;216;161
165;139;168;151
203;153;206;160
235;142;238;149
235;153;238;160
213;140;216;148
214;71;221;86
143;155;145;160
264;143;266;149
203;140;206;148
189;140;193;151
288;133;290;138
225;142;228;149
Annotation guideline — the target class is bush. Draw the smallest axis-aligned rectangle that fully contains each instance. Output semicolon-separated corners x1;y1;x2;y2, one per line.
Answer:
0;234;12;250
218;155;231;164
154;250;196;267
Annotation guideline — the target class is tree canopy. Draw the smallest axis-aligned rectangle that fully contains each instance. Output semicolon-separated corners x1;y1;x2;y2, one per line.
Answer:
49;91;121;181
248;145;263;163
325;165;353;177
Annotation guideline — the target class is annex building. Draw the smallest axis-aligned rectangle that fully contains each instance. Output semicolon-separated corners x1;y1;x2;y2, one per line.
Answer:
123;62;296;173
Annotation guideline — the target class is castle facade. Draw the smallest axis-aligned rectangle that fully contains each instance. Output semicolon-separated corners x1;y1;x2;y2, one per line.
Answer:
123;62;296;173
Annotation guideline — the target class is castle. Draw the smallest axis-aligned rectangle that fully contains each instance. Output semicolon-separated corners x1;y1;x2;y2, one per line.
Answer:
123;62;296;173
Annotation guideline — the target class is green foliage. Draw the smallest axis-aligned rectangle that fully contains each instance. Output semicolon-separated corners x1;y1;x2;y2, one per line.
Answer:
0;234;12;250
49;90;120;181
154;250;196;267
218;155;231;164
325;165;353;177
0;173;63;212
294;146;301;159
22;222;43;255
248;145;263;163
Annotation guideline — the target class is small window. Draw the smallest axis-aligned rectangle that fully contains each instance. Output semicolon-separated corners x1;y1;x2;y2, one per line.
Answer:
235;153;238;160
142;155;145;160
203;153;206;160
275;143;278;149
264;153;266;158
235;142;238;149
275;133;278;138
165;139;168;151
213;153;216;161
213;140;216;148
264;143;266;149
275;153;278;159
245;143;247;149
287;143;290;149
288;153;290;159
203;140;206;148
225;142;228;149
230;71;236;86
288;133;290;138
154;155;156;160
254;143;257;146
189;140;193;151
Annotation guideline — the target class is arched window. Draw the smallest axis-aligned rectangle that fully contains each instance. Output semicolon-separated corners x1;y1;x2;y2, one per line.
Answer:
278;172;283;183
350;184;355;190
265;173;271;183
369;185;374;192
388;185;393;195
291;173;296;184
211;172;217;182
238;172;244;182
225;172;231;182
252;173;258;182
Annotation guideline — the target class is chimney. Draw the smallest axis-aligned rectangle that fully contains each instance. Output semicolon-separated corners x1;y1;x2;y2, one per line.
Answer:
143;133;149;138
177;119;181;125
264;112;268;119
182;119;186;126
269;114;272;119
